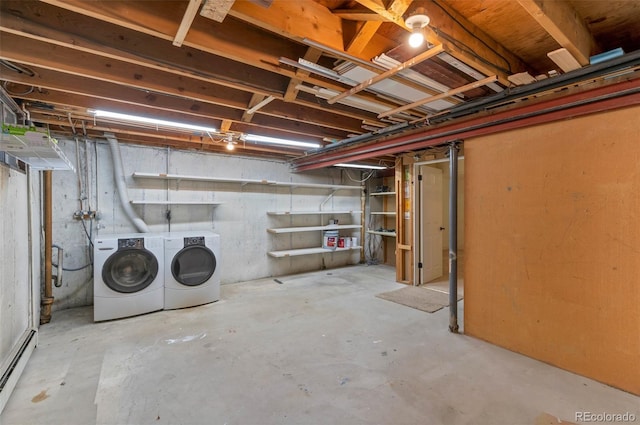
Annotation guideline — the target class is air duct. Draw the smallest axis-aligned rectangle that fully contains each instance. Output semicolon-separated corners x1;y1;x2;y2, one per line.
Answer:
105;134;149;233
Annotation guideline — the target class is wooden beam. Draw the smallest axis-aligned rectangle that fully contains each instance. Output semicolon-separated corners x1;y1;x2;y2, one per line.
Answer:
329;44;444;104
0;5;384;129
228;0;344;51
353;0;413;29
355;0;526;85
200;0;235;23
346;21;382;55
345;0;412;55
36;1;311;78
0;66;355;139
242;93;266;122
517;0;597;65
333;9;388;21
283;47;323;102
220;119;233;132
0;31;251;109
173;0;203;47
378;75;498;118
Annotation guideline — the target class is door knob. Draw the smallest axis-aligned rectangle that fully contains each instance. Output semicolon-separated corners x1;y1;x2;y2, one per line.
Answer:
439;226;445;230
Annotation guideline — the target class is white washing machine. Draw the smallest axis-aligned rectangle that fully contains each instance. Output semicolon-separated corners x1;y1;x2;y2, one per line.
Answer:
163;231;220;310
93;233;164;321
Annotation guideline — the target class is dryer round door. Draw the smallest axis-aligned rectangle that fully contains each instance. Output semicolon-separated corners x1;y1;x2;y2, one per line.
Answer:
171;245;216;286
102;248;159;293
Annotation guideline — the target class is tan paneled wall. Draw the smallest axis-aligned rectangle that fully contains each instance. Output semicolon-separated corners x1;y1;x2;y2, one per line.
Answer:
464;105;640;395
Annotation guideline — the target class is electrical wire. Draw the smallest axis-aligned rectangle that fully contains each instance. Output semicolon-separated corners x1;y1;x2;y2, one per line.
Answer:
342;168;377;183
1;81;35;96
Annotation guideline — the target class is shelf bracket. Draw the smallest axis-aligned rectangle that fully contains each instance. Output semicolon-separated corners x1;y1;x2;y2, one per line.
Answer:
320;190;338;210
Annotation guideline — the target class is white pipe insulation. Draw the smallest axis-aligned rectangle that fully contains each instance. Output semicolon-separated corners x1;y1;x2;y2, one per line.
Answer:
106;134;149;233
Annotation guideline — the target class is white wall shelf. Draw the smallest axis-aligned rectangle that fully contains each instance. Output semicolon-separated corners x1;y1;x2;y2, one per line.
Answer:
130;200;223;205
267;224;361;234
132;172;362;191
267;207;362;258
267;210;362;216
370;191;396;196
370;211;396;216
268;246;362;258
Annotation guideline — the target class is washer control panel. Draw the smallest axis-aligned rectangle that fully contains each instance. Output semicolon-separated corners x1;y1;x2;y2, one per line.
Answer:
184;236;205;246
118;238;144;249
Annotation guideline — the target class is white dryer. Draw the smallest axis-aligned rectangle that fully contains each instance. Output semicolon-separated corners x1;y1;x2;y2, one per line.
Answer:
93;233;164;321
163;231;220;310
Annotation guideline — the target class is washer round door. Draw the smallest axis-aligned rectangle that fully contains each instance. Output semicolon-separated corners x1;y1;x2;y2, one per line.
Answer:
102;248;159;293
171;245;216;286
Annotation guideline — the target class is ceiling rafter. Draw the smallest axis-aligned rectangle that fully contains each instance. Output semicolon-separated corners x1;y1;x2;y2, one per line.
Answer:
227;0;344;51
516;0;598;65
173;0;203;47
354;0;527;85
346;21;383;55
346;0;413;56
0;70;355;141
283;47;323;102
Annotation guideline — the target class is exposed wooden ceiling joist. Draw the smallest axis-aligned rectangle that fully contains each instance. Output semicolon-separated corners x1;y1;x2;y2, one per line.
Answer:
1;0;638;163
227;0;344;51
517;0;598;65
173;0;203;47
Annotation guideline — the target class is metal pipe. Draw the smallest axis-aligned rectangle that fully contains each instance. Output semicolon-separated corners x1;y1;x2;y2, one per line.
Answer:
54;246;63;287
106;134;149;233
40;170;54;325
448;142;459;333
293;79;640;171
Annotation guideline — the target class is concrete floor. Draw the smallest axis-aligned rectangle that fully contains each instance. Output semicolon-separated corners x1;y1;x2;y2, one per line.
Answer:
2;264;638;425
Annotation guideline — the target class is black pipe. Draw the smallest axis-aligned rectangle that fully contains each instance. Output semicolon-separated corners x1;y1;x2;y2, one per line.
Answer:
448;142;459;333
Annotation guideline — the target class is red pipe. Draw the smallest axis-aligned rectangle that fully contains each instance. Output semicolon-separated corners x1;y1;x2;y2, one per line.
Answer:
293;77;640;171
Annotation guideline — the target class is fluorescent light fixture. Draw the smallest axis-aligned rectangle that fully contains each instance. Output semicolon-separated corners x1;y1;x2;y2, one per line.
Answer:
335;163;387;170
92;110;217;133
245;134;321;149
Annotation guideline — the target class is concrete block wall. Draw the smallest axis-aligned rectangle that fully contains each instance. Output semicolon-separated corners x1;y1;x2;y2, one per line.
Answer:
50;139;363;312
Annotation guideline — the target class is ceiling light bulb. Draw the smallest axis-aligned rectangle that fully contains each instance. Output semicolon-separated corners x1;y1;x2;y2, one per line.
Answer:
226;142;234;151
405;11;430;48
408;31;424;48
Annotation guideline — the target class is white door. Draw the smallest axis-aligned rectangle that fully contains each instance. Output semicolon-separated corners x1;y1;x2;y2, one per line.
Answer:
417;165;443;284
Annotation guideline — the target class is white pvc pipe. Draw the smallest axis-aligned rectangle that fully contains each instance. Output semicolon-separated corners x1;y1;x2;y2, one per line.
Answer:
106;135;149;233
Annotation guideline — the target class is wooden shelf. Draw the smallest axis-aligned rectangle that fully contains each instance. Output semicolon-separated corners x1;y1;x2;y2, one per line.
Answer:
370;211;396;216
132;172;362;191
366;230;396;237
370;191;396;196
130;200;223;205
267;210;362;216
268;246;362;258
267;224;361;234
